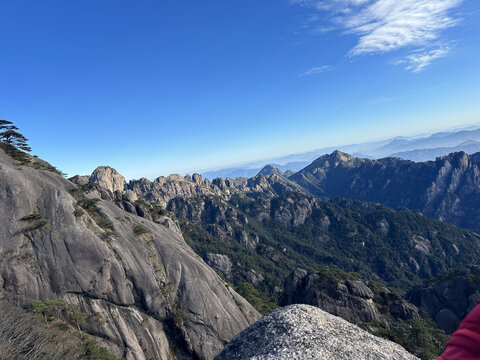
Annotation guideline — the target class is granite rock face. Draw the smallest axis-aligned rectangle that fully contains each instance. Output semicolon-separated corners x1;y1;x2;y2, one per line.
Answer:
0;148;259;360
90;166;126;193
215;304;419;360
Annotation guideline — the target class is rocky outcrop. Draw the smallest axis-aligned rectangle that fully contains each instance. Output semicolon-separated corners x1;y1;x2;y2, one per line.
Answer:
90;166;126;193
290;150;480;231
0;148;259;360
215;304;419;360
280;269;419;326
406;268;480;333
125;171;302;209
207;254;233;279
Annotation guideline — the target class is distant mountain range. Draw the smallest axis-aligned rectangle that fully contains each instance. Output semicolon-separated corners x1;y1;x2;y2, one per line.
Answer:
391;140;480;162
200;126;480;179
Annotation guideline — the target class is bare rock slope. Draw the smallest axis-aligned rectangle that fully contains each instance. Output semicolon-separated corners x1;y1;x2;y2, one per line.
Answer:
0;148;259;360
215;304;419;360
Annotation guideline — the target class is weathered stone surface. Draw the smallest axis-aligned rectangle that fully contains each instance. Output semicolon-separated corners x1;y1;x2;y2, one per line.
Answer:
207;254;233;279
215;304;419;360
90;166;126;193
0;148;259;360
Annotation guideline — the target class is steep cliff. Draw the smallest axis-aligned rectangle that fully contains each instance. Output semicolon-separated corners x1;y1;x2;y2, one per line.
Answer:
0;148;259;360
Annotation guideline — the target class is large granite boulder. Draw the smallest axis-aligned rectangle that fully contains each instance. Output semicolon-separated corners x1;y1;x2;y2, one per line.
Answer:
215;304;419;360
90;166;126;193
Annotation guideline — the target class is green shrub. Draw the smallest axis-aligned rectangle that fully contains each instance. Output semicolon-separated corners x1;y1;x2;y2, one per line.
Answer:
172;308;187;327
22;219;51;232
21;212;42;221
235;282;278;315
132;224;150;236
77;198;101;210
81;340;121;360
74;208;85;217
96;217;114;232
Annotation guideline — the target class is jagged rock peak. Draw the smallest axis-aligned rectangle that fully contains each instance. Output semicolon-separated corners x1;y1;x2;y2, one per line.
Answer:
89;166;126;193
257;165;283;177
324;150;354;163
215;304;419;360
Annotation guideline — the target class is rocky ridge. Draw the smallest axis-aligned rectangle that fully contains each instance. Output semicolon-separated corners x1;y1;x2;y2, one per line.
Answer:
214;304;419;360
0;147;259;360
123;171;303;208
290;150;480;231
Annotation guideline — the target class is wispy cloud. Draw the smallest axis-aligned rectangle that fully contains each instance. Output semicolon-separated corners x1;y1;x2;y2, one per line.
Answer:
393;47;451;72
293;0;463;71
300;65;333;76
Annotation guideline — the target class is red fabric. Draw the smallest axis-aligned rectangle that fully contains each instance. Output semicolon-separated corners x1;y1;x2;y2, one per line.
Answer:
438;300;480;360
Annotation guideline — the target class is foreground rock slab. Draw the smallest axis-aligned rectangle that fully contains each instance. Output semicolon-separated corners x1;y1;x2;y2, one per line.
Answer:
215;304;419;360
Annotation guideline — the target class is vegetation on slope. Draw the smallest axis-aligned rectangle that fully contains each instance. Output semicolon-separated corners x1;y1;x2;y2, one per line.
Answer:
0;300;120;360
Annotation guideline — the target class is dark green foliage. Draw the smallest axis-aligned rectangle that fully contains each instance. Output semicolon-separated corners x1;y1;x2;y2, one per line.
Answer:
365;281;448;359
0;119;31;164
71;312;88;331
77;198;114;234
22;219;51;233
234;282;278;315
68;183;95;200
367;318;448;360
20;212;42;221
172;308;186;327
135;200;173;222
81;340;121;360
314;265;361;283
132;224;150;236
74;208;85;217
96;217;114;232
29;299;73;322
32;160;66;176
77;198;101;210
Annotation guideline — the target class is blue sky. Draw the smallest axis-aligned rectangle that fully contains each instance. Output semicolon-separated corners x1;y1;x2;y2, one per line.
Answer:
0;0;479;179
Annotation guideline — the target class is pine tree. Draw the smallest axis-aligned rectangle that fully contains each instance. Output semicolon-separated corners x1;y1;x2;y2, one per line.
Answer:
0;119;32;162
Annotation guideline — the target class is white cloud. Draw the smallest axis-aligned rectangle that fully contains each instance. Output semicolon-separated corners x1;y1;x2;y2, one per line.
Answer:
300;65;333;76
344;0;462;56
393;47;451;72
294;0;463;71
